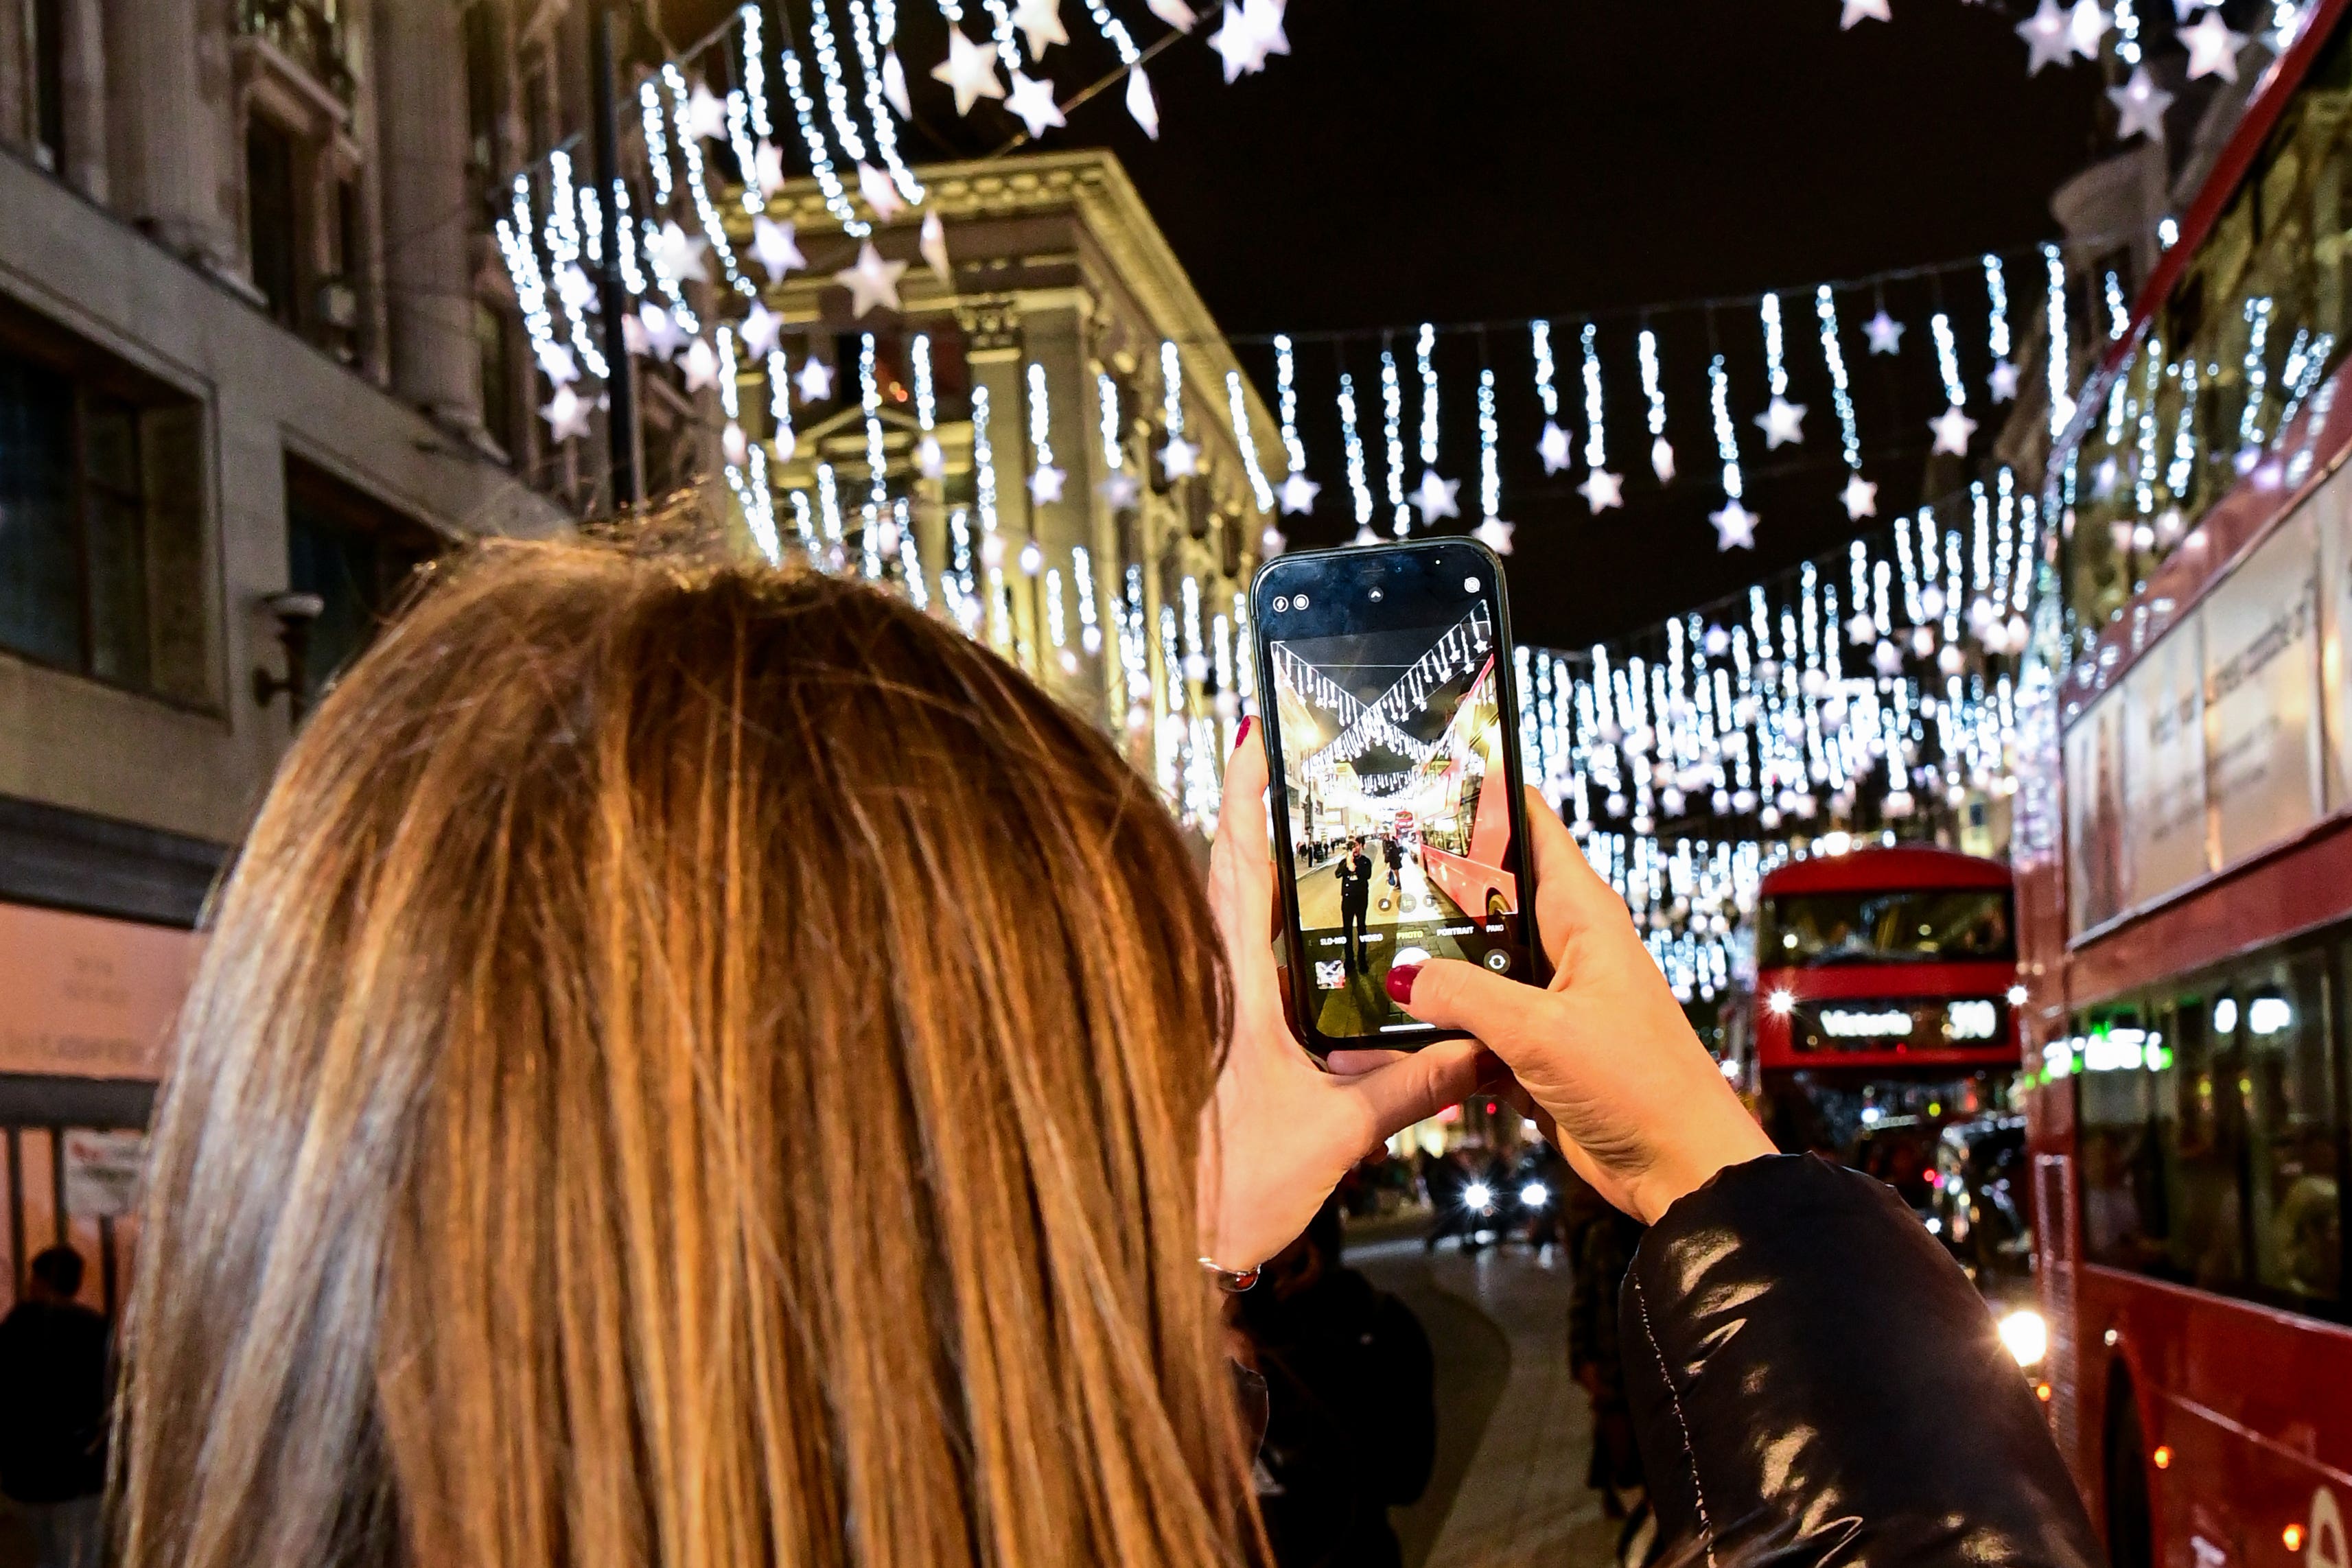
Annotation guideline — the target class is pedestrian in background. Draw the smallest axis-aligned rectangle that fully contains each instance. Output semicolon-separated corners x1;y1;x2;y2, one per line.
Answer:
1569;1208;1649;1541
0;1248;109;1568
1240;1201;1435;1568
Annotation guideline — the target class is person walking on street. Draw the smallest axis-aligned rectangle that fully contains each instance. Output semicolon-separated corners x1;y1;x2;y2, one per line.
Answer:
1336;836;1374;972
0;1248;109;1568
1570;1206;1651;1553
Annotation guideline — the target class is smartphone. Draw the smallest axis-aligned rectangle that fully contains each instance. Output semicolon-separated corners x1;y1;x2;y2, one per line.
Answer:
1250;538;1544;1053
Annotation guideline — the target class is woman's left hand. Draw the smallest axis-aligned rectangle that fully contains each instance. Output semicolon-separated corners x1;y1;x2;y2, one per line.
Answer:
1198;724;1490;1272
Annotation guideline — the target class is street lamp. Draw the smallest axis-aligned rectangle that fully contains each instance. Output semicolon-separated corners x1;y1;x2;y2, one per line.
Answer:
251;589;325;724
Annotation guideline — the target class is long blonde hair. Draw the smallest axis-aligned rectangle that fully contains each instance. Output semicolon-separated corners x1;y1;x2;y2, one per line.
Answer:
118;539;1255;1567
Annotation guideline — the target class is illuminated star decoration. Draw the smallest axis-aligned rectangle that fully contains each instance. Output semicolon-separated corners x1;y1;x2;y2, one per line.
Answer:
1846;610;1877;645
752;215;806;281
1873;640;1907;676
1754;396;1808;449
621;313;649;357
2067;0;2110;59
681;82;730;143
1988;359;2021;402
1148;0;1198;26
916;434;944;478
795;355;835;403
541;385;590;441
920;209;952;283
1839;0;1891;25
647;221;710;284
738;301;783;360
2108;65;2174;141
1841;473;1880;520
1929;406;1980;455
1537;420;1572;475
535;340;579;384
680;336;721;393
1350;523;1381;546
1864;309;1905;355
1703;624;1732;657
753;139;787;198
2015;0;2074;73
1029;463;1067;504
723;423;749;467
638;303;687;360
2182;9;2246;78
931;27;1006;116
1099;470;1143;508
1651;437;1676;483
1577;469;1625;513
1159;434;1200;479
1709;499;1758;551
1410;469;1460;523
883;49;913;117
857;163;906;220
1261;524;1288;555
2093;455;2122;498
1473;516;1515;555
1012;0;1069;54
1005;71;1067;138
1125;67;1160;139
833;241;909;317
1208;0;1277;80
1279;470;1321;514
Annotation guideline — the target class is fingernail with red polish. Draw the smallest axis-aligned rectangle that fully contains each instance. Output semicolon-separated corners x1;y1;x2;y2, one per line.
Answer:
1233;715;1253;751
1384;963;1421;1005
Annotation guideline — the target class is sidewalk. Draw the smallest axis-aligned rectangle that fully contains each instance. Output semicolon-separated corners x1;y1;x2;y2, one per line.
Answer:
1353;1235;1620;1568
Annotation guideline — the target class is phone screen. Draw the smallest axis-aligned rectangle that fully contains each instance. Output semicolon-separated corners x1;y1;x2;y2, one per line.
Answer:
1252;540;1539;1050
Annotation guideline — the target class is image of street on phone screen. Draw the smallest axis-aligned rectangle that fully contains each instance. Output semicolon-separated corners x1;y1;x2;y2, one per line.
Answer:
1270;600;1520;1039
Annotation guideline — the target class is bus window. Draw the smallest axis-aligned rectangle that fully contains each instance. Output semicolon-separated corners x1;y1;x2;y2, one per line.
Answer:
2077;1003;2171;1274
2166;985;2248;1294
2247;950;2339;1307
1758;889;2015;967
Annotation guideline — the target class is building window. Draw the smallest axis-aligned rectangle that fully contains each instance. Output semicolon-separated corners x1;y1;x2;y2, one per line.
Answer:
462;3;503;180
31;0;65;171
284;458;440;705
246;116;301;330
476;300;514;454
0;305;211;707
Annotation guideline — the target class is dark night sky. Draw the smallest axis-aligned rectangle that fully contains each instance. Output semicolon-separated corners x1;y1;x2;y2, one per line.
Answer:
679;1;2117;647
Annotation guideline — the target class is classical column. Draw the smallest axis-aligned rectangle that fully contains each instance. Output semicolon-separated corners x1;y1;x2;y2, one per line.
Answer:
101;0;237;270
372;0;480;428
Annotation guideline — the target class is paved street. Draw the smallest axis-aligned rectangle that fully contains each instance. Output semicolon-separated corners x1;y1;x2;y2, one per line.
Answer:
1348;1230;1622;1568
1295;848;1477;1036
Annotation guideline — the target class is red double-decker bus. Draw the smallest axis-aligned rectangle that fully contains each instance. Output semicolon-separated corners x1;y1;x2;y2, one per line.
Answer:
2016;6;2352;1565
1749;845;2023;1210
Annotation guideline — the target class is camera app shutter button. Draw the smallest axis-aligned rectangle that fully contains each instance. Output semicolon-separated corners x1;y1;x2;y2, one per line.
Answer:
1483;950;1511;972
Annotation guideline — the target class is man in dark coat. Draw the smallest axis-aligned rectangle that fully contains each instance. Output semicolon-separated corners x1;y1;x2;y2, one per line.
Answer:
1242;1202;1436;1568
1335;836;1374;972
0;1247;109;1568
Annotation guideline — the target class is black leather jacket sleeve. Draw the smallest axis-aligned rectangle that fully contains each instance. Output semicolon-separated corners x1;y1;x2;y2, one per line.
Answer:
1620;1154;2101;1568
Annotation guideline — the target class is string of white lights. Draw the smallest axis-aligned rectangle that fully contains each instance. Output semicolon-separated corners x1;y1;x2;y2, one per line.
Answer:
1638;327;1674;482
741;6;772;134
1983;254;2014;400
972;384;1012;652
778;45;865;233
1417;323;1440;475
1580;323;1608;472
2103;270;2130;341
1227;371;1277;513
805;0;871;165
817;460;845;545
1709;355;1744;504
496;181;563;388
611;181;647;296
1339;371;1373;533
637;80;675;204
1815;287;1861;472
2044;243;2075;437
1073;543;1103;655
1274;334;1307;473
861;333;887;579
1931;313;1966;409
913;333;941;476
767;349;795;462
1533;320;1568;474
2238;295;2274;455
1029;360;1062;504
542;153;609;380
844;0;924;202
1382;347;1408;536
664;65;753;296
1479;366;1502;524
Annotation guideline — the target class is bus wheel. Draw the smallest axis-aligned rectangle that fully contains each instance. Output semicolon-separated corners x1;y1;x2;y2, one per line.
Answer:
2104;1370;2154;1568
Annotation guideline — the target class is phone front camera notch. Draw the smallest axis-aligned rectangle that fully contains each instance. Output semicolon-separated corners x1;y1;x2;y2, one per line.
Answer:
1367;586;1384;603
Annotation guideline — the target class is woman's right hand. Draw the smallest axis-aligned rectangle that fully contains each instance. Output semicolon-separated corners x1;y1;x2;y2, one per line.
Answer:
1372;791;1776;1224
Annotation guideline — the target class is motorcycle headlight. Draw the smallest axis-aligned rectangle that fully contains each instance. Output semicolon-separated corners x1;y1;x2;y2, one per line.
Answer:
1520;1181;1550;1208
1997;1309;2048;1369
1462;1182;1493;1211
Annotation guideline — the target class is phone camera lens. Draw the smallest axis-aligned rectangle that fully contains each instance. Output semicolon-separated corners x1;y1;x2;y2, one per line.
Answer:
1272;595;1290;612
1294;594;1311;610
1464;575;1482;593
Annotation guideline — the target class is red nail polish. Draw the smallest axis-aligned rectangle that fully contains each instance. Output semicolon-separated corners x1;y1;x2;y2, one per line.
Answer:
1384;963;1421;1005
1233;714;1253;751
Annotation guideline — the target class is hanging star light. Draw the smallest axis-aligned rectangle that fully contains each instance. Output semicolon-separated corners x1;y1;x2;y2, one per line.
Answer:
1411;469;1460;522
753;140;787;198
1841;0;1891;24
1989;360;2021;401
1029;465;1067;503
2068;0;2110;58
883;50;913;117
1281;471;1322;514
1474;517;1516;554
1756;397;1807;448
1148;0;1198;25
2016;0;2075;70
738;301;783;360
637;303;687;360
680;82;730;143
1579;469;1625;511
1865;310;1905;355
541;384;591;441
833;241;908;316
1538;421;1572;474
931;28;1006;115
621;313;649;358
1575;321;1625;513
857;163;907;219
919;210;952;284
1209;1;1272;79
752;215;805;281
1100;471;1143;508
647;221;710;284
1124;67;1161;139
1160;434;1200;478
1005;71;1067;137
1013;0;1069;54
1710;500;1758;551
680;336;721;393
2108;65;2174;140
2182;8;2246;77
1841;473;1880;520
795;354;836;402
535;340;580;385
1846;609;1877;644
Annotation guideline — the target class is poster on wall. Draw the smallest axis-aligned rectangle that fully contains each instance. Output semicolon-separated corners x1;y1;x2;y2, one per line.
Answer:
2121;611;2211;909
0;903;200;1081
2203;508;2325;869
2320;463;2352;812
2065;690;2128;935
62;1130;148;1219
